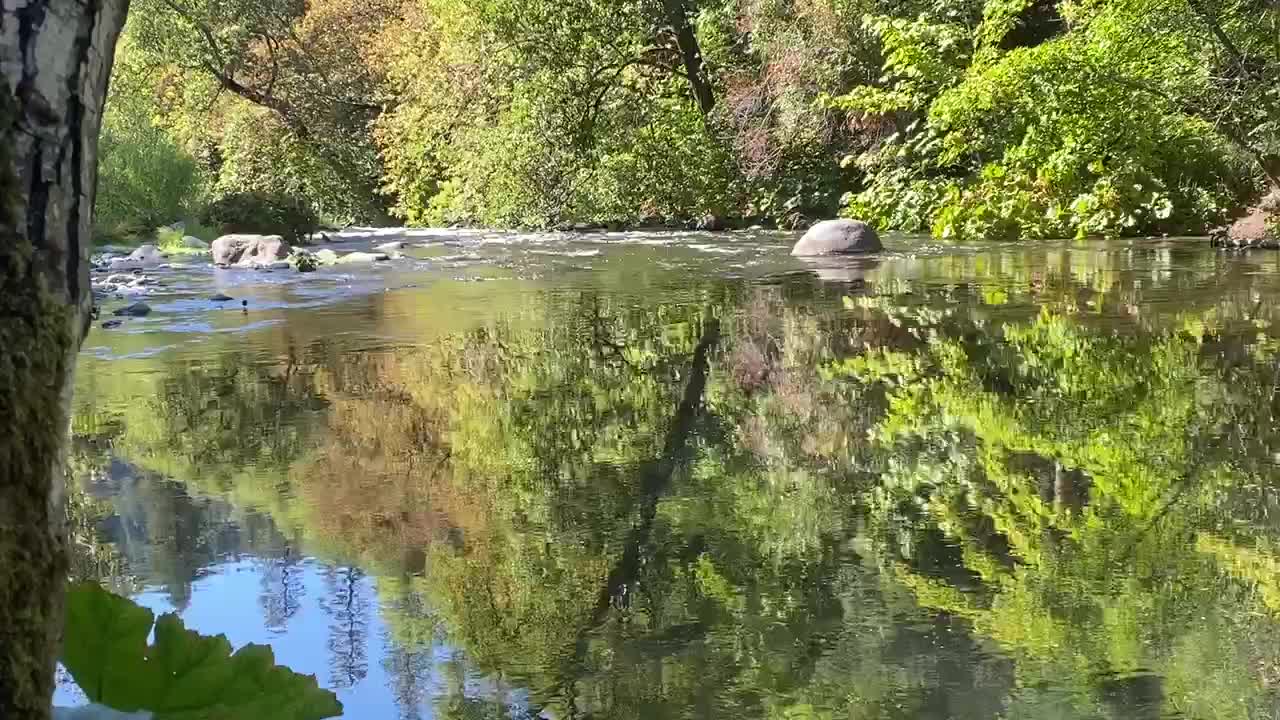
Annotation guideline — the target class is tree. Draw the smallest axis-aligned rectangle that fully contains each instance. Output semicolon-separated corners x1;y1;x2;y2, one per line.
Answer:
125;0;399;221
0;0;130;717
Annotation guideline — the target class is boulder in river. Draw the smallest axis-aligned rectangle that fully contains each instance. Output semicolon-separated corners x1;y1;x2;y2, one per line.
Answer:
181;235;210;250
212;234;291;268
313;249;340;266
791;219;882;256
376;240;408;252
113;302;152;317
336;251;390;264
210;293;234;302
108;244;164;271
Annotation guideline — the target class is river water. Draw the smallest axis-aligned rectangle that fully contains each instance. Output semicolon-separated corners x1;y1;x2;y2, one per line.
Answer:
62;228;1280;718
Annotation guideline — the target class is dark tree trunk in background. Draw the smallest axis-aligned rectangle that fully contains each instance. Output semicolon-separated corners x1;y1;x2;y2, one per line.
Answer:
663;0;715;117
999;0;1066;50
0;1;128;717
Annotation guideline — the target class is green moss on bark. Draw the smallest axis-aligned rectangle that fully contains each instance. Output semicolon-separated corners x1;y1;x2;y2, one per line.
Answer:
0;84;75;720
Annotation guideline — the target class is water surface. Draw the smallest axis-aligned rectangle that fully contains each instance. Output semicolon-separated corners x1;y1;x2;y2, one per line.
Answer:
65;229;1280;719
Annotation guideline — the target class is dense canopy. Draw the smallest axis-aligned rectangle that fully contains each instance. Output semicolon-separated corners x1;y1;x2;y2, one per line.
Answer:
100;0;1280;237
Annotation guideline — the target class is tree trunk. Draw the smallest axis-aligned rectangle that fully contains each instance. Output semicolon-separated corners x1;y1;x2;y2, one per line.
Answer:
0;2;128;718
663;0;715;117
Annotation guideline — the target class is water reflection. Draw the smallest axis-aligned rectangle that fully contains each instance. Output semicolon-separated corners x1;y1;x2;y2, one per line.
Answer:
66;234;1280;718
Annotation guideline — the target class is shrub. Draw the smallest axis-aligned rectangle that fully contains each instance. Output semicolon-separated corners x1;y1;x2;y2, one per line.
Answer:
199;191;319;244
94;98;205;242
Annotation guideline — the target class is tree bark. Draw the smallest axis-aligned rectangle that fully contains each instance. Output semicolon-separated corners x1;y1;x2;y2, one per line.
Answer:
663;0;715;117
0;1;128;718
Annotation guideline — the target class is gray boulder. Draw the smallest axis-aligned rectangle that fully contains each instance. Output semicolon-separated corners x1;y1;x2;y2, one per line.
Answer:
108;244;164;271
791;219;882;256
131;244;164;263
113;302;152;317
375;240;408;252
212;234;291;268
313;249;340;266
181;235;209;249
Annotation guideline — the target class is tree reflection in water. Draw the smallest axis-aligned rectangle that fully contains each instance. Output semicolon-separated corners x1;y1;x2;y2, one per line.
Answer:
68;245;1280;719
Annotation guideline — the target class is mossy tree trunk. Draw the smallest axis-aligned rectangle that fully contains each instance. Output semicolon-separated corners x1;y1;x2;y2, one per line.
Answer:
0;2;128;718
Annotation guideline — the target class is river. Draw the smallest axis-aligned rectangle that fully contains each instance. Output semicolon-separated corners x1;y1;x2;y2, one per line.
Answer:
61;228;1280;718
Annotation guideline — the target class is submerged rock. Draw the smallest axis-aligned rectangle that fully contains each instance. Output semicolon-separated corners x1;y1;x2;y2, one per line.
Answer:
791;219;882;256
336;251;390;264
113;302;152;317
100;320;123;330
212;234;291;268
210;293;235;302
375;240;408;252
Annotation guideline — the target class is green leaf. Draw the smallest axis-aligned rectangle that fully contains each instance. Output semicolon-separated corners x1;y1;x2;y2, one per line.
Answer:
62;581;159;709
62;583;343;720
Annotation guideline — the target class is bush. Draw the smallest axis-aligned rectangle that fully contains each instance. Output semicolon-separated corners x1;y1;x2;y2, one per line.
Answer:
834;7;1256;240
94;98;205;242
93;31;208;243
199;192;319;244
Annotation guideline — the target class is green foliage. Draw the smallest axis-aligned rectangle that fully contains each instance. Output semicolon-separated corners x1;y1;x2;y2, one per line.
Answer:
152;228;203;256
96;0;1280;234
199;192;319;244
95;35;206;242
374;0;746;228
835;0;1269;239
210;106;381;226
63;583;342;719
123;0;394;225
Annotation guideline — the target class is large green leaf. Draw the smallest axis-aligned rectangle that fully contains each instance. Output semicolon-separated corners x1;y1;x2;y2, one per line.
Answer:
62;583;343;720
